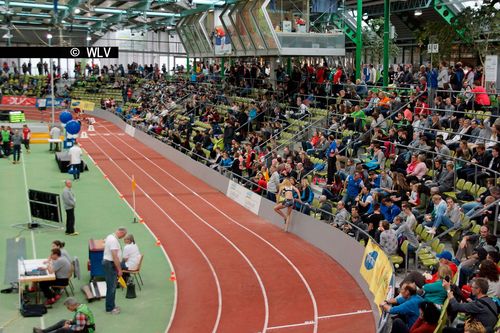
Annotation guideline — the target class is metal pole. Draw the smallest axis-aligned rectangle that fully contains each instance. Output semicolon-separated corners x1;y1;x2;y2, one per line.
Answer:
48;37;55;124
383;0;390;86
355;0;362;80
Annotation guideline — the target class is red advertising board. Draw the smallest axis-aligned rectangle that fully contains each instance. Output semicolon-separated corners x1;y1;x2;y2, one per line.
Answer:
1;96;37;106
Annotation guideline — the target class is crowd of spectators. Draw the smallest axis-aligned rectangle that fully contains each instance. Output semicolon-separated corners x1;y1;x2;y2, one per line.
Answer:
1;57;498;332
98;59;499;333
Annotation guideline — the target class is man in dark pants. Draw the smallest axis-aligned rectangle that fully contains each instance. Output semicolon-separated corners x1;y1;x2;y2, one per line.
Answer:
33;297;96;333
326;135;337;184
62;180;78;236
442;277;498;333
103;227;127;315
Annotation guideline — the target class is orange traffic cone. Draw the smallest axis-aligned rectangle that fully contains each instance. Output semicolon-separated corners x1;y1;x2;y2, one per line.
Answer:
170;272;176;282
155;239;161;246
139;218;145;224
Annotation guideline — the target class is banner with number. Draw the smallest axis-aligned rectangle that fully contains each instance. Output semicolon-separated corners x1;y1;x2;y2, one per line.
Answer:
359;239;394;314
70;99;95;112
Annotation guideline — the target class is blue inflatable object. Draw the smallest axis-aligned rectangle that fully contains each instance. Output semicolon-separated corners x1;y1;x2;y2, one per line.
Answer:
65;120;81;135
59;111;73;124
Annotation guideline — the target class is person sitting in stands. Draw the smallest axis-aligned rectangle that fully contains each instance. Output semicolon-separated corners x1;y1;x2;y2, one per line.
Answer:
424;251;458;284
381;282;424;330
391;301;440;333
443;277;498;333
422;264;453;306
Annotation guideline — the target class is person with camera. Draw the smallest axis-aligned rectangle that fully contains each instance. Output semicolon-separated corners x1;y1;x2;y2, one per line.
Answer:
443;277;498;333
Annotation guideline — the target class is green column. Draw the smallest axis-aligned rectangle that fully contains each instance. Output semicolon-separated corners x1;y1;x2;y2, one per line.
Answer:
287;57;292;75
383;0;390;86
355;0;362;80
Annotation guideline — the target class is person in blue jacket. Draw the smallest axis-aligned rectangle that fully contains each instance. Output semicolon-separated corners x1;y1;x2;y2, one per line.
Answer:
381;282;423;329
342;172;364;208
426;64;439;108
380;198;401;223
295;178;314;214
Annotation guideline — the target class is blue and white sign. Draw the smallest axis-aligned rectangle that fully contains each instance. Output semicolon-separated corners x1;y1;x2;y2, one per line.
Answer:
36;98;70;108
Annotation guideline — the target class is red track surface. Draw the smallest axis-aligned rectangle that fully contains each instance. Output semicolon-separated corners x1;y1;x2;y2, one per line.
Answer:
23;109;375;333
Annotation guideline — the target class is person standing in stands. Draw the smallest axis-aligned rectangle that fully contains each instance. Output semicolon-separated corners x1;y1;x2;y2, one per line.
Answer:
326;135;337;185
22;124;31;153
11;129;22;164
68;141;82;180
103;227;127;314
62;180;78;236
33;297;96;333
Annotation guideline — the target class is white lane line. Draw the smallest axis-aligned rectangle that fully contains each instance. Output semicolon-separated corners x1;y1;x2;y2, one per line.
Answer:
84;135;223;333
98;122;318;332
85;149;178;333
21;150;44;328
266;310;373;331
317;309;372;320
90;126;270;332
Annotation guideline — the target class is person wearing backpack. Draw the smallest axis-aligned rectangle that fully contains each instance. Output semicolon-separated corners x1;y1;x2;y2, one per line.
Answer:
33;297;96;333
443;277;498;333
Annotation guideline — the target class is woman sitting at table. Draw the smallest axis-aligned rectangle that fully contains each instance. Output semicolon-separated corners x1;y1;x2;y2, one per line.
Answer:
51;240;71;264
39;248;72;305
121;234;141;281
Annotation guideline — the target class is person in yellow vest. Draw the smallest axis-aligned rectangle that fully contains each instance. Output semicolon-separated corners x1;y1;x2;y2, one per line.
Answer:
33;297;95;333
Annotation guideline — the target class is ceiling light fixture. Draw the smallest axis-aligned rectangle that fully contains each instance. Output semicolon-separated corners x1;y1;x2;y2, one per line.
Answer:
86;36;91;41
2;31;12;39
74;8;81;14
414;9;422;16
46;33;53;39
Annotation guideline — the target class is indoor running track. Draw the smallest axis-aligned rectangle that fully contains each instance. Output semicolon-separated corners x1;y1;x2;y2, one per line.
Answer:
63;117;375;333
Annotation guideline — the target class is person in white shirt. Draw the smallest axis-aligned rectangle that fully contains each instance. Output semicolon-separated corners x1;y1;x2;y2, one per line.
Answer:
68;141;83;180
50;125;61;151
121;234;141;280
103;227;127;314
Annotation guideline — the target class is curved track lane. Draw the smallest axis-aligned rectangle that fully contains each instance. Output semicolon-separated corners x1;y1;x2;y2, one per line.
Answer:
29;112;375;333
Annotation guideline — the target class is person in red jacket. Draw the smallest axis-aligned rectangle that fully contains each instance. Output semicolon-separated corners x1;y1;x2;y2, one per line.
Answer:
424;251;458;284
333;66;343;84
391;301;440;333
471;81;491;110
22;124;31;153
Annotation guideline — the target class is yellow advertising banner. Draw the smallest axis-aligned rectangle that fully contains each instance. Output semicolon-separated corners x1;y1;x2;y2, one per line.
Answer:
70;99;95;112
359;239;394;314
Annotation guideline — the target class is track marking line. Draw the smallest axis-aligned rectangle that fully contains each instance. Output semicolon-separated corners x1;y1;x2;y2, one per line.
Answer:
84;135;223;333
265;310;373;331
97;121;319;332
88;126;270;332
21;150;45;328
